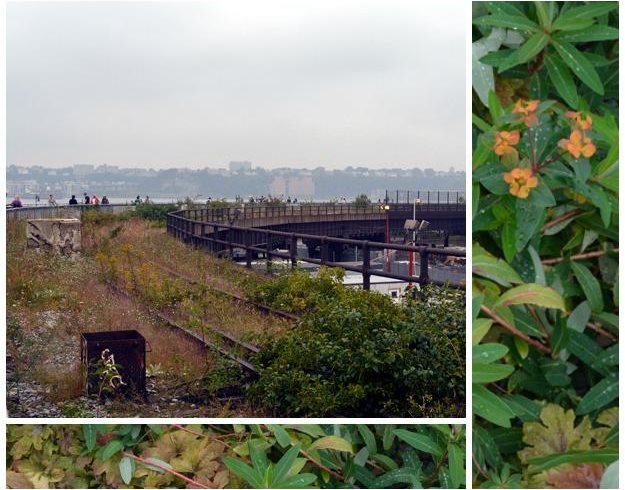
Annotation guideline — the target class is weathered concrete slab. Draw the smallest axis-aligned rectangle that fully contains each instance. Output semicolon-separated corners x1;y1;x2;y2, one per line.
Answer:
27;218;81;255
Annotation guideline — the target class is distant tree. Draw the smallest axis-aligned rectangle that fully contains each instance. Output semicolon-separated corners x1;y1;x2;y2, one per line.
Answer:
353;193;371;207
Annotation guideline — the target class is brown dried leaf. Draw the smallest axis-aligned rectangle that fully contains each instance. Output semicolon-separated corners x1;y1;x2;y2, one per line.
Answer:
545;463;604;489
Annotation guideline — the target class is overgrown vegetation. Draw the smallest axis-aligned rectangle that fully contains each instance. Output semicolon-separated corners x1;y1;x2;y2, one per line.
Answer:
247;270;465;417
6;424;466;489
472;2;618;488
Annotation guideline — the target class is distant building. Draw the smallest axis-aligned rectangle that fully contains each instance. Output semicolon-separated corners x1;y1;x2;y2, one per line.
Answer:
73;164;95;178
270;176;314;199
229;161;252;172
7;180;39;196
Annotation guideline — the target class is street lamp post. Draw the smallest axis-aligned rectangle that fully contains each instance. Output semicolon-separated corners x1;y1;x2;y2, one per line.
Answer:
380;203;391;272
409;198;421;279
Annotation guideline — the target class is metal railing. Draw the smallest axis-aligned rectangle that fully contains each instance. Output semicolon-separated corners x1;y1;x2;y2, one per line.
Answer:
167;210;465;289
5;203;137;220
384;190;466;205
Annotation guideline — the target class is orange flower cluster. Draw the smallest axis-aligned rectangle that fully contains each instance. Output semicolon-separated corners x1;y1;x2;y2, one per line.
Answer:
503;167;538;199
513;99;540;128
559;111;596;159
493;130;520;157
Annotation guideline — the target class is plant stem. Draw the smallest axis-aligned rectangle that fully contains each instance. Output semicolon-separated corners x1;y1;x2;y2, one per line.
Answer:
542;248;619;265
299;449;344;481
541;209;582;233
480;305;550;354
122;452;211;489
586;322;618;342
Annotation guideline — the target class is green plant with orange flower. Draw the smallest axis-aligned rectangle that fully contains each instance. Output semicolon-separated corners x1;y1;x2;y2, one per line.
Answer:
472;5;618;483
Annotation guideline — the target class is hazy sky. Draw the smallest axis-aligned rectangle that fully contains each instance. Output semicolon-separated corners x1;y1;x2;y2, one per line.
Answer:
7;1;465;169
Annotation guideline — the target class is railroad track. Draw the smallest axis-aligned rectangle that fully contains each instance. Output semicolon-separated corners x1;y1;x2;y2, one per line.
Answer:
124;249;301;322
107;280;260;376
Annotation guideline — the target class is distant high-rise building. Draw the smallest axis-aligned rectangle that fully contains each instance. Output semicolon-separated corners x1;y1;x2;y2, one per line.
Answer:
229;161;252;172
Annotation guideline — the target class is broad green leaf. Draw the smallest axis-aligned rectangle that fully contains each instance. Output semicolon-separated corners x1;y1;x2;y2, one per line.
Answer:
473;318;493;345
527;245;546;285
488;90;503;123
553;40;604;95
102;440;124;460
473;363;515;383
567;300;591;332
473;343;508;364
502;221;516;263
473;249;523;287
267;424;290;447
147;424;163;435
495;283;566;310
371;453;398;471
544;53;578;109
373;467;421;489
119;456;134;485
473;383;515;428
382;424;396;452
527;448;618;473
503;394;540;421
447;444;465;489
83;425;98;452
534;1;555;29
577;374;619;415
571;261;604;312
472;114;491;132
499;33;551;72
393;429;443;457
308;436;353;453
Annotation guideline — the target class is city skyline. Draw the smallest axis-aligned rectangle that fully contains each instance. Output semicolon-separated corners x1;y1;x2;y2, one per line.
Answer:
7;1;465;170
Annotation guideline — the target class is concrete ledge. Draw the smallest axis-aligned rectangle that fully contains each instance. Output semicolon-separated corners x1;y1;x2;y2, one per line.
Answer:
27;218;82;255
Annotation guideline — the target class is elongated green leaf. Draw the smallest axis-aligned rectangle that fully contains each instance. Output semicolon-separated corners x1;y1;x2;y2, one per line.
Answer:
373;467;421;489
357;425;377;455
280;473;317;488
499;32;551;72
545;53;578;108
495;284;566;310
119;456;134;485
554;25;619;43
308;435;353;453
553;2;617;28
553;40;604;95
571;261;604;313
274;444;302;484
577;374;619;415
473;13;540;32
141;457;173;474
102;440;124;460
473;343;508;364
83;425;98;452
223;458;264;488
473;363;515;383
447;444;465;489
473;383;515;428
528;448;618;473
393;429;443;457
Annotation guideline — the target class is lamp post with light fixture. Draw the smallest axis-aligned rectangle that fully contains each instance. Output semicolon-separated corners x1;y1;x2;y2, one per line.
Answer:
380;203;391;272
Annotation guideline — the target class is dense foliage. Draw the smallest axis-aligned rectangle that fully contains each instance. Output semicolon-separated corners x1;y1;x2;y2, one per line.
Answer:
472;2;618;488
6;424;465;489
247;269;465;417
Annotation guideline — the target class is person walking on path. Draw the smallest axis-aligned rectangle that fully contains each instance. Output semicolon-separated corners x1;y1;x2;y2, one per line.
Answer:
84;193;90;205
10;196;23;208
69;195;78;205
101;195;110;205
48;194;58;206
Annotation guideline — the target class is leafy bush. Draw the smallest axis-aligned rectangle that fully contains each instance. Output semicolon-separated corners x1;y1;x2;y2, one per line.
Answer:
472;3;618;488
250;280;465;417
6;424;466;489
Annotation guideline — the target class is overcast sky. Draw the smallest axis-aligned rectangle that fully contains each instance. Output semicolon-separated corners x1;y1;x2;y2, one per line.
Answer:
7;1;465;169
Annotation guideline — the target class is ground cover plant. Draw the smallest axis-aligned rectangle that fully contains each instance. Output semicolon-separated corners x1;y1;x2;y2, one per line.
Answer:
6;424;466;489
472;2;618;488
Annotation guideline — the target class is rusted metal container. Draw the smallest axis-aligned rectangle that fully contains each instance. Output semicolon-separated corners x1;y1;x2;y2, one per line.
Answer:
80;330;147;397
